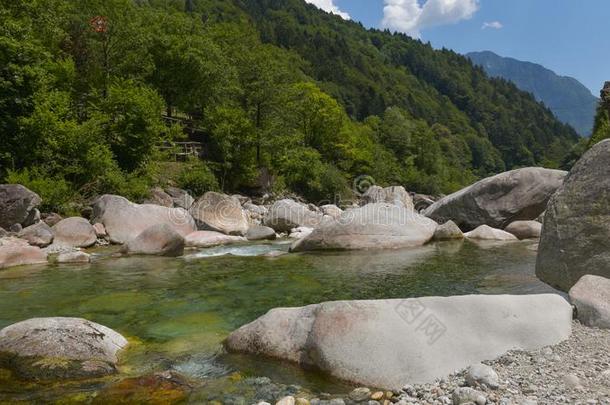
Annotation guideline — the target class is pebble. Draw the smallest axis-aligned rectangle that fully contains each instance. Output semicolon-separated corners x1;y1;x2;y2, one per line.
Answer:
276;396;295;405
349;387;371;402
451;387;486;405
370;392;384;400
465;363;500;390
562;373;583;389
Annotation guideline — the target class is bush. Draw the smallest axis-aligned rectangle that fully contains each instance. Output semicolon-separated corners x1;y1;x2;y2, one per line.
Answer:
6;168;75;213
177;162;219;197
315;164;353;205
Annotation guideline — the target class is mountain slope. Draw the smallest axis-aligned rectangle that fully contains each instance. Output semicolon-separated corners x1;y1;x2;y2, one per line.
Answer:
467;51;598;136
233;0;578;168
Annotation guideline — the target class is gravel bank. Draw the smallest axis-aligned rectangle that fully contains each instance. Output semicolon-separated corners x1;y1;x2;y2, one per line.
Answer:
387;321;610;405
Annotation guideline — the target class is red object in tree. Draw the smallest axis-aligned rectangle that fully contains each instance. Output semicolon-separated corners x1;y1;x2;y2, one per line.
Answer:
90;16;108;33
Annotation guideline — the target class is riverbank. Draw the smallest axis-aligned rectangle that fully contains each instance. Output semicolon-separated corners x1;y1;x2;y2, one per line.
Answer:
391;321;610;405
258;321;609;405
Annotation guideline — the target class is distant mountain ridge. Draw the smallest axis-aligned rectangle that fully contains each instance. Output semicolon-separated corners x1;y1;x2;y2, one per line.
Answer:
467;51;598;136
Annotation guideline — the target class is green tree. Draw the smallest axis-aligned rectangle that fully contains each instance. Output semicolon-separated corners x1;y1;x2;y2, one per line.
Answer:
94;80;166;172
589;83;610;147
205;105;256;190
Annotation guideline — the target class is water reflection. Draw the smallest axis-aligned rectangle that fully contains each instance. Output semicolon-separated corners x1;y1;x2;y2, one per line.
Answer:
0;239;557;401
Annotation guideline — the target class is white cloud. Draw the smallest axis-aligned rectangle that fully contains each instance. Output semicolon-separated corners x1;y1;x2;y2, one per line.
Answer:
304;0;350;20
482;21;503;30
382;0;479;38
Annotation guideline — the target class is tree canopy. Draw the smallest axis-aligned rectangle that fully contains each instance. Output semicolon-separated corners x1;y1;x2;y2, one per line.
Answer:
0;0;582;211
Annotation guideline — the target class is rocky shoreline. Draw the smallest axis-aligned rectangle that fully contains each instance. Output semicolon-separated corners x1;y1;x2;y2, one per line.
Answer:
0;143;609;403
227;321;607;405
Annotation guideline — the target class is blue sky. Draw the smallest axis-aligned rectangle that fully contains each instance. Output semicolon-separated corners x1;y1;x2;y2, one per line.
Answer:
307;0;608;95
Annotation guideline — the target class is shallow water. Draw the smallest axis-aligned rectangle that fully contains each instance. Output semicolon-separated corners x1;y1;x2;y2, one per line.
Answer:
0;239;557;403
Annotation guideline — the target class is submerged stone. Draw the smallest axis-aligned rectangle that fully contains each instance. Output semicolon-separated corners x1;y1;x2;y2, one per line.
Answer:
0;317;128;380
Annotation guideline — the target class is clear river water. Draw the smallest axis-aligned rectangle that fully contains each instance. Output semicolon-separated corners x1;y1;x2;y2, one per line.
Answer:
0;239;558;403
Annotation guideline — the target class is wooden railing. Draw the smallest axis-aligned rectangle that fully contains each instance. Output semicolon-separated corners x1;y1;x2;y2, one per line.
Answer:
157;141;203;161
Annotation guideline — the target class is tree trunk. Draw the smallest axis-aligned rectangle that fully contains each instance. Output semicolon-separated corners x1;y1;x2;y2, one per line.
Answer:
185;0;194;13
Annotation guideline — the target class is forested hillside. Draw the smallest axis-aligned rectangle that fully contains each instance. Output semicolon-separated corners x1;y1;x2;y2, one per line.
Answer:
467;51;598;136
0;0;579;212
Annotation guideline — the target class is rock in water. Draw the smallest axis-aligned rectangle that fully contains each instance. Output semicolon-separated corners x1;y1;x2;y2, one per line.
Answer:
264;199;323;232
225;294;571;390
361;186;414;210
246;225;277;241
56;251;91;264
290;203;437;251
568;275;610;328
433;220;464;241
0;317;128;380
18;222;54;247
184;231;246;248
465;225;518;241
289;226;314;240
189;192;249;236
123;224;185;257
0;237;47;269
504;220;542;240
52;217;97;248
0;184;42;229
92;195;197;244
536;140;610;291
424;168;567;231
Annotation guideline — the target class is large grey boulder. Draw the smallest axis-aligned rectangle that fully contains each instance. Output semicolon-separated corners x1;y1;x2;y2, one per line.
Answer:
568;275;610;329
0;317;128;380
18;222;54;247
432;220;464;241
424;168;567;231
464;225;518;241
0;184;42;229
225;294;572;390
52;217;97;248
0;237;47;269
189;192;249;236
361;185;414;210
504;220;542;240
290;203;437;252
246;225;277;241
92;195;197;244
184;231;246;248
122;224;185;257
536;140;610;291
263;199;323;233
